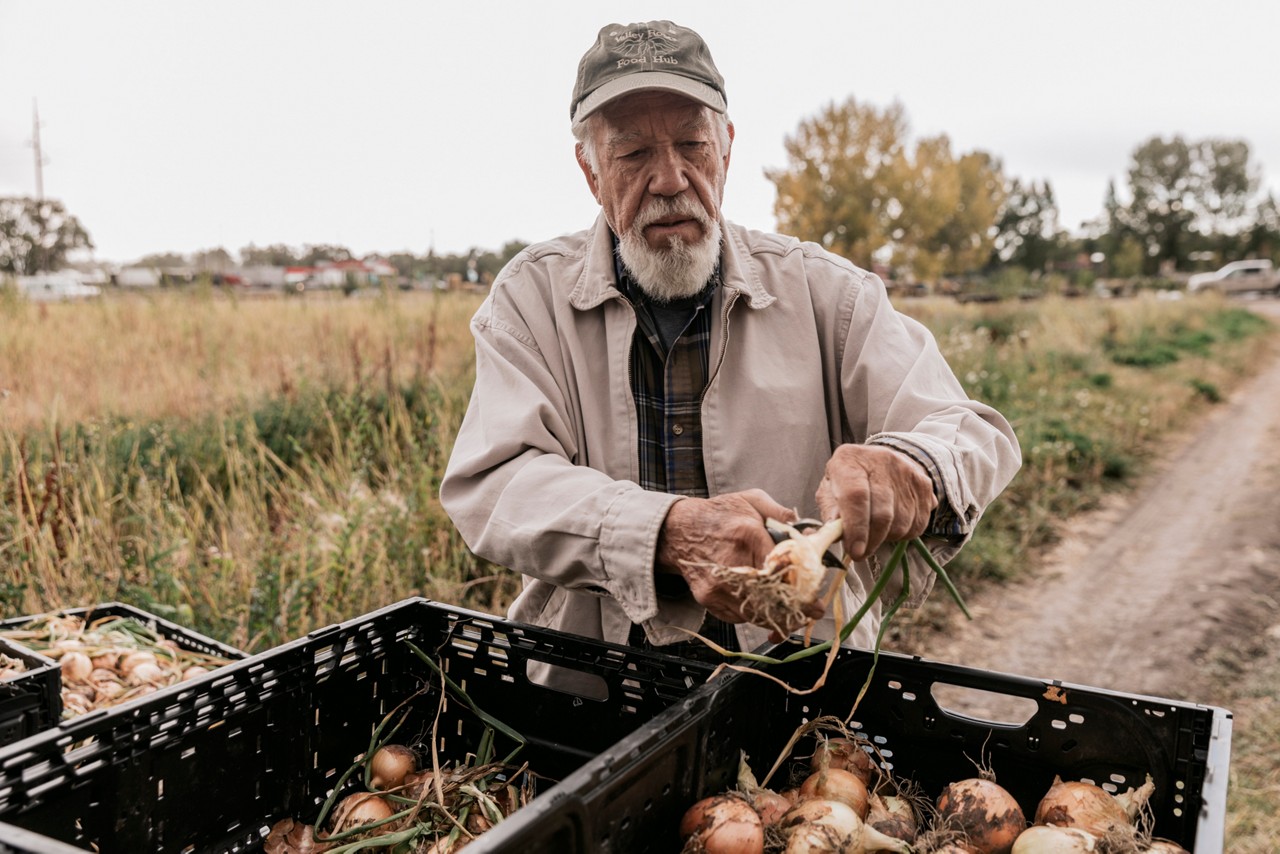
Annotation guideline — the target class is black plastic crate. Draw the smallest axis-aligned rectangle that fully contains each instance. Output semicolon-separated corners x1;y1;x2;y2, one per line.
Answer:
0;598;721;853
0;641;60;749
528;642;1232;853
0;602;247;665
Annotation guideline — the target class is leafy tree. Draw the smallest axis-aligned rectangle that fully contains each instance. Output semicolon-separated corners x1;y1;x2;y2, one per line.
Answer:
192;247;234;272
135;251;189;267
0;196;94;274
768;97;1004;282
767;97;908;265
240;243;301;267
991;179;1061;272
1119;135;1259;272
298;244;353;266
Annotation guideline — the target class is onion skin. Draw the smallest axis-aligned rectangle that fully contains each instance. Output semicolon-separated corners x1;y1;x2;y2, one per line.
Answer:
60;651;92;682
678;793;765;854
811;736;878;785
369;744;417;791
1011;825;1099;852
799;767;870;818
329;792;395;833
936;778;1026;854
751;788;794;827
1143;842;1189;853
779;799;910;853
867;793;917;843
1033;778;1135;837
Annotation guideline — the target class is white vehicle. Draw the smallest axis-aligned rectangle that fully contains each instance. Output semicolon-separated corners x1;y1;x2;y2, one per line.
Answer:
1186;259;1280;295
16;272;103;302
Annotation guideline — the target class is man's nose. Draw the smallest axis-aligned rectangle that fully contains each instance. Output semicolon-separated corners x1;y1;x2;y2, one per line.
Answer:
647;146;690;197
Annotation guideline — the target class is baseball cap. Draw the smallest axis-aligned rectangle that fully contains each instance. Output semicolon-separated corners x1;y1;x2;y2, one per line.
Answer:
570;21;727;125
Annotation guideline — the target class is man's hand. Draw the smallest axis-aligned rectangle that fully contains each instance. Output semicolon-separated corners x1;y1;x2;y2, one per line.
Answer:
817;444;938;561
658;489;820;626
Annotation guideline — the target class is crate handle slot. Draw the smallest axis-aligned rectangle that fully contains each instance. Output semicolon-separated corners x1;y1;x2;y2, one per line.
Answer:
930;683;1038;728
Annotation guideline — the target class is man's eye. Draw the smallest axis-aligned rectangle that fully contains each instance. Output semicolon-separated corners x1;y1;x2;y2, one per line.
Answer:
619;149;646;161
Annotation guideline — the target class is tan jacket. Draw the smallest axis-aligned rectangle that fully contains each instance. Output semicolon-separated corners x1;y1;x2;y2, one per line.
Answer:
441;214;1020;656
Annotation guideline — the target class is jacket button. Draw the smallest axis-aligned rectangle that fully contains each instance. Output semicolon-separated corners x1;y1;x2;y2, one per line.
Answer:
671;423;684;435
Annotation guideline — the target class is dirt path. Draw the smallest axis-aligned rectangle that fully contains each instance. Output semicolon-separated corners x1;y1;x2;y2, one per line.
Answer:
903;298;1280;711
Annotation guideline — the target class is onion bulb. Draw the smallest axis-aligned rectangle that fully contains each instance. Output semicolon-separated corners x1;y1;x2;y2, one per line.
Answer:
127;661;166;686
117;650;158;676
866;793;918;843
811;736;878;785
678;793;764;854
60;651;92;682
936;777;1026;854
751;788;793;827
779;799;911;853
1011;825;1100;853
761;518;843;604
329;792;395;832
369;744;417;791
181;665;210;681
1142;842;1189;853
1033;776;1154;837
263;817;328;854
799;767;870;817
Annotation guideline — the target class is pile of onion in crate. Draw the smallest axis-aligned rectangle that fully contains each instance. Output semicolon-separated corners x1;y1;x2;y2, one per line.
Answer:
263;640;546;854
0;610;240;719
672;524;1201;853
679;718;1187;853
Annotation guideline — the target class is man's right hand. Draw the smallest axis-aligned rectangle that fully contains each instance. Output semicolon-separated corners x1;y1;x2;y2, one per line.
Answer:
656;489;816;627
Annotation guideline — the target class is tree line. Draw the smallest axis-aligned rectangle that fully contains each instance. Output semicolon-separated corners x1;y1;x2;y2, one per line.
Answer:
768;96;1280;283
4;95;1278;284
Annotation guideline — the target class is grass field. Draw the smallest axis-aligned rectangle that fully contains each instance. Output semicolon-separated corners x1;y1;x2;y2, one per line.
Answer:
1;286;1275;843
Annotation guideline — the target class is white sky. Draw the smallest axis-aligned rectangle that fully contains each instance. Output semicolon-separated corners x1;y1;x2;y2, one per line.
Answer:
3;0;1279;265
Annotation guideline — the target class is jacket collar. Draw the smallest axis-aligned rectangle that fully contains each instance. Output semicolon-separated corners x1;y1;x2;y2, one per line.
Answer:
569;211;776;311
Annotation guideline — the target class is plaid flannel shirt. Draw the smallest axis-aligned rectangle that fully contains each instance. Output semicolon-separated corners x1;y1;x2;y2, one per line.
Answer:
613;244;740;656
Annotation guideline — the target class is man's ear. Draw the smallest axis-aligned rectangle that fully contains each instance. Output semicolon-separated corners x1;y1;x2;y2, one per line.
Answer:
576;144;602;204
723;121;735;174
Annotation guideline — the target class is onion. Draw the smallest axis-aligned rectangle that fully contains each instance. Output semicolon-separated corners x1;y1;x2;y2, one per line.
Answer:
1011;825;1100;852
678;793;764;854
369;744;417;791
799;767;870;817
118;650;158;676
263;817;329;854
779;799;911;853
867;793;918;843
329;792;395;832
181;665;210;681
1033;776;1153;837
751;788;793;827
936;777;1026;854
127;661;166;685
60;651;93;682
1142;842;1189;853
811;736;878;785
761;518;843;604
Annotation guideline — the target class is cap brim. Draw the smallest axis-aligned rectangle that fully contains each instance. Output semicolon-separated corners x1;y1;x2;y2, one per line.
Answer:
572;71;726;125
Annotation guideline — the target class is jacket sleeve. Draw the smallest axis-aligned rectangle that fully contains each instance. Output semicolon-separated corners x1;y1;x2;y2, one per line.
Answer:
439;297;679;628
840;271;1022;606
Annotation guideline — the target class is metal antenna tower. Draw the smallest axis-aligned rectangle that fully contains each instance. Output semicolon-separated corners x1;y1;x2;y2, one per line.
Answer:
30;98;47;200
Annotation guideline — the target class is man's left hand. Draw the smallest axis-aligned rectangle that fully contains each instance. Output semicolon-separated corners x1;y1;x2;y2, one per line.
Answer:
816;444;937;560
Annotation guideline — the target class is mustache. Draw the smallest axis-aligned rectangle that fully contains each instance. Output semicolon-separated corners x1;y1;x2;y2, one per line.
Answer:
633;196;711;231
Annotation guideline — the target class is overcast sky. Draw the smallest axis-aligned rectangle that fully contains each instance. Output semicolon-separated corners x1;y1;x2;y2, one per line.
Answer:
3;1;1279;265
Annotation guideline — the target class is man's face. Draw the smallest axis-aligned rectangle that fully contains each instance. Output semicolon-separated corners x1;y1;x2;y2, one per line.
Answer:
578;90;733;256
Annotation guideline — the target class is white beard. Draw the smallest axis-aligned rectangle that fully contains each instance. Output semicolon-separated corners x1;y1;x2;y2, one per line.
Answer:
617;199;722;303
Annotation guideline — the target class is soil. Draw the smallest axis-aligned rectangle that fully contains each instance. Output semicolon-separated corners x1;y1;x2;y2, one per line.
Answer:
897;298;1280;717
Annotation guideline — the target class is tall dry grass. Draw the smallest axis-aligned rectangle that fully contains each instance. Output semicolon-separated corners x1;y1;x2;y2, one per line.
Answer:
0;288;1272;649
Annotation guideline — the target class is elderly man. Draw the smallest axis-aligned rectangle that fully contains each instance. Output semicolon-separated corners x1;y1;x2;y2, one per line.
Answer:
441;21;1020;663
